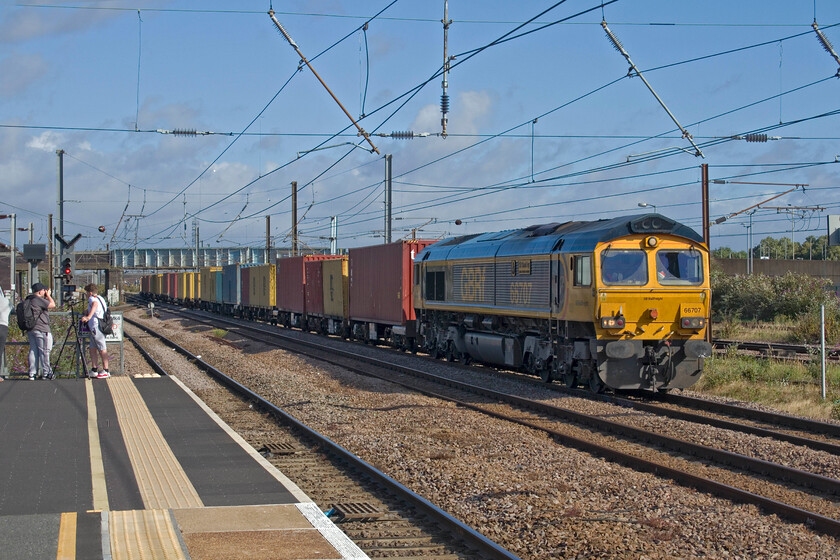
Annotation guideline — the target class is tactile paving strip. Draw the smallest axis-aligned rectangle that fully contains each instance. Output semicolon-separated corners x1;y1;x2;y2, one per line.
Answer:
110;509;189;560
108;377;203;509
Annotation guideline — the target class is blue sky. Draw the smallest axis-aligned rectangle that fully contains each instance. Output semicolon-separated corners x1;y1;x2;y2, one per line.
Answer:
2;1;840;253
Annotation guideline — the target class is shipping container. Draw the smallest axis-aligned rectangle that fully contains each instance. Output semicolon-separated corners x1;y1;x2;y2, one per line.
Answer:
199;267;222;303
321;257;348;320
240;266;252;307
246;264;276;309
221;264;240;306
177;272;195;302
304;260;325;317
276;255;341;314
141;275;150;294
348;240;435;328
165;272;178;300
151;274;163;296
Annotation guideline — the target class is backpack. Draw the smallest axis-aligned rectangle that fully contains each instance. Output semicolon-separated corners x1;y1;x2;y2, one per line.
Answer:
16;296;37;332
96;295;114;336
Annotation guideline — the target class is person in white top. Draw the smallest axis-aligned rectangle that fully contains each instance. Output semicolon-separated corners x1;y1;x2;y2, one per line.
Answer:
80;283;110;378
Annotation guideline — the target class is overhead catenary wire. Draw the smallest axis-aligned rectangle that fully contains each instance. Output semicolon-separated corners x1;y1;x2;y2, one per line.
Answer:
601;20;704;158
267;9;380;154
142;0;614;244
141;0;404;243
14;3;840;247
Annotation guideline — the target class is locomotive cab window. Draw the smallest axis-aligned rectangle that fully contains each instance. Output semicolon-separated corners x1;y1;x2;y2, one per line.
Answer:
655;249;703;285
601;249;648;286
425;270;446;301
572;255;591;286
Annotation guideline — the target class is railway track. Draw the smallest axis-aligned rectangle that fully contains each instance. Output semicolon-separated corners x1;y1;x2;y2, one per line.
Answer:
140;303;840;538
713;338;840;361
124;318;521;560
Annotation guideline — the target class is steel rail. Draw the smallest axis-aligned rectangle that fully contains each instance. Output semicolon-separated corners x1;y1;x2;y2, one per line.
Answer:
714;338;840;361
124;316;522;560
124;331;168;377
645;390;840;438
162;309;840;496
597;393;840;455
148;307;840;537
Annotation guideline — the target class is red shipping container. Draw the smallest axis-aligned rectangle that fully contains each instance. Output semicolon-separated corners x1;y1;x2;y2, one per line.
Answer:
240;266;252;307
166;272;178;299
349;240;435;325
304;260;325;316
276;255;341;313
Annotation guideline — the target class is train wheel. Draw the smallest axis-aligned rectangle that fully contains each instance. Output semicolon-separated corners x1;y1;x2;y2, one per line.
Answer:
539;367;552;384
589;373;605;393
445;343;458;362
563;370;578;388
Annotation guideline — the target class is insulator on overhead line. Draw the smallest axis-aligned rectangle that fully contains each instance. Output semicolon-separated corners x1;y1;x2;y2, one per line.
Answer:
745;134;768;142
812;21;840;71
602;21;628;57
440;94;449;115
391;131;416;139
814;23;838;56
172;129;197;136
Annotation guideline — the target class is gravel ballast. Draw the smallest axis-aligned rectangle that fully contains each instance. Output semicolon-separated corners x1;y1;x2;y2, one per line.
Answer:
126;310;840;559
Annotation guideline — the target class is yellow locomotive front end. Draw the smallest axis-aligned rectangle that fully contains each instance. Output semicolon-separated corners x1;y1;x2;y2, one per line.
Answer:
591;232;712;390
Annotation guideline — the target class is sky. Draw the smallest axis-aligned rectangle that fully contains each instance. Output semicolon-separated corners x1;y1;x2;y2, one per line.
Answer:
2;0;840;255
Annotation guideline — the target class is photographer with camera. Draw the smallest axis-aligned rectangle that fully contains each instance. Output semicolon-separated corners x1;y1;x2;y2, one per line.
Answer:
80;284;110;379
26;283;55;380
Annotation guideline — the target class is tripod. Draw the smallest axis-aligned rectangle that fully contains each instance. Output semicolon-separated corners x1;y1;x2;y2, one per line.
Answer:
52;308;89;378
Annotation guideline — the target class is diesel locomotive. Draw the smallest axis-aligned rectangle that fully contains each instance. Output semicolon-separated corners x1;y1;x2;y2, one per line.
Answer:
413;214;712;392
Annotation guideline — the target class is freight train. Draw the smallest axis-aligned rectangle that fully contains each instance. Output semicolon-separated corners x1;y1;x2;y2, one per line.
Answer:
140;214;712;392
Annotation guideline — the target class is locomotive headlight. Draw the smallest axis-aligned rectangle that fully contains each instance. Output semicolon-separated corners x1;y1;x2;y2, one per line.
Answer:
649;308;659;319
601;316;626;329
680;317;706;330
646;236;659;248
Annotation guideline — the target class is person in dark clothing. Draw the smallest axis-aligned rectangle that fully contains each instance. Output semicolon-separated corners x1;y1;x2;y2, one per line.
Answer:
27;282;55;380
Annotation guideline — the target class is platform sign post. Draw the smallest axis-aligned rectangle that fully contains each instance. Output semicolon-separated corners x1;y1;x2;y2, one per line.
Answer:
105;312;124;376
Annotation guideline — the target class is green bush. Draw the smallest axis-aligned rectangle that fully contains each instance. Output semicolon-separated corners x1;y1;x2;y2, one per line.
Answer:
712;271;838;324
792;299;840;346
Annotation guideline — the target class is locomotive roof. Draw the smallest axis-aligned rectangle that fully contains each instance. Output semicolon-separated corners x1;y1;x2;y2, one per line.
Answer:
418;214;703;262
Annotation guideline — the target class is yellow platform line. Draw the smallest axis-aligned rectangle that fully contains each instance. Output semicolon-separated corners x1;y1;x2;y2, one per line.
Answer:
56;512;77;560
85;380;110;511
110;510;188;560
108;377;203;509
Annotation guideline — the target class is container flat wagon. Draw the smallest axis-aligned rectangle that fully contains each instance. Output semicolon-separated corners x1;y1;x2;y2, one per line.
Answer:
198;267;222;310
240;264;276;321
348;240;435;349
276;255;340;328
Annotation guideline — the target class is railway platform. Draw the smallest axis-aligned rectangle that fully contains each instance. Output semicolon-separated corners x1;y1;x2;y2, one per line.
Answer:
0;373;369;560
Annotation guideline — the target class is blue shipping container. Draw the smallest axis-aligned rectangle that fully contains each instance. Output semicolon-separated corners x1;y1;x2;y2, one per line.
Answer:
221;264;241;305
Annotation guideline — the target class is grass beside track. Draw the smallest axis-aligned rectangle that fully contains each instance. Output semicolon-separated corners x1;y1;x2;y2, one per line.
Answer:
696;350;840;421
